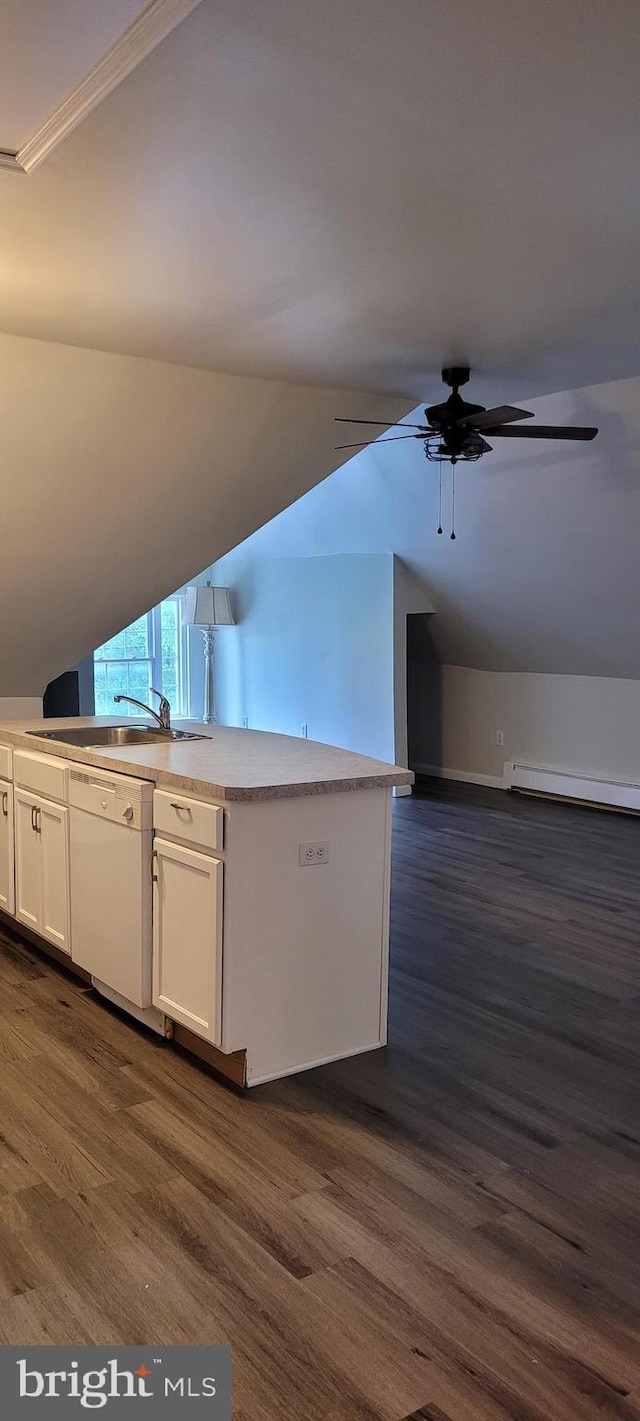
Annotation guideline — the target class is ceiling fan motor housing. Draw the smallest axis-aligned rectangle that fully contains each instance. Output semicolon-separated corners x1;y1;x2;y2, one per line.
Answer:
426;365;484;432
425;393;485;430
441;366;470;390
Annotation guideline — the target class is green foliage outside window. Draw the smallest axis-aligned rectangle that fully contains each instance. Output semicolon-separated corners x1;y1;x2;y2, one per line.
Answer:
94;600;186;716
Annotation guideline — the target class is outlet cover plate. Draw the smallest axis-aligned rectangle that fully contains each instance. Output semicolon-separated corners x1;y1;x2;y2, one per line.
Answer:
298;841;329;866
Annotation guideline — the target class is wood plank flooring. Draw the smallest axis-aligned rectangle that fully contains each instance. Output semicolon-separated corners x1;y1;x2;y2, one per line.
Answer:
0;778;638;1419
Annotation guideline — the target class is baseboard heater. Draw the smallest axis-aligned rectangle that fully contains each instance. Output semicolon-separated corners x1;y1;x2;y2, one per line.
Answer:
503;761;640;814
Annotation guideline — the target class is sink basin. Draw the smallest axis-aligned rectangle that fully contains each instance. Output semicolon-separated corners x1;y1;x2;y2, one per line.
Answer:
25;725;206;747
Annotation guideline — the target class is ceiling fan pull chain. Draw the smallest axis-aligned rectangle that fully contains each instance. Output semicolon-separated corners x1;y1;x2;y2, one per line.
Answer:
437;463;443;534
450;460;456;540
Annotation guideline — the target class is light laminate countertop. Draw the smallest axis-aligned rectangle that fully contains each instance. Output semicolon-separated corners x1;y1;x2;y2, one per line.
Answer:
0;718;414;803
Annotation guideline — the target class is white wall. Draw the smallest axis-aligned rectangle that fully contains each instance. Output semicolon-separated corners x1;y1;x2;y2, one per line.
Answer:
0;698;43;721
413;667;640;785
0;329;405;699
211;554;397;762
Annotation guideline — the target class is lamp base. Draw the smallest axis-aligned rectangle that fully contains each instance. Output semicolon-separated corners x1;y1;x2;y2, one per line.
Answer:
201;626;216;725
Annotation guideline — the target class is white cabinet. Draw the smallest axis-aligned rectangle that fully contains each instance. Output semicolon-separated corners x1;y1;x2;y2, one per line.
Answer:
14;788;70;953
152;837;223;1044
40;797;71;953
0;779;15;915
15;790;40;931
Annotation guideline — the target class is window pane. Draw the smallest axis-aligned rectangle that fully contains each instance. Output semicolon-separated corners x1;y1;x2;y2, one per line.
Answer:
160;601;179;709
127;660;152;703
105;663;130;705
94;661;108;715
95;629;126;661
94;599;187;718
124;615;150;660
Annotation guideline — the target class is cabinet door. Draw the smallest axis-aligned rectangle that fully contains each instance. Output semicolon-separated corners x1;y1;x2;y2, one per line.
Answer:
39;797;70;954
14;789;40;931
153;838;223;1044
0;779;15;915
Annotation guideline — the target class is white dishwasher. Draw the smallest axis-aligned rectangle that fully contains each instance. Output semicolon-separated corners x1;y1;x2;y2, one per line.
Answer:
69;765;164;1029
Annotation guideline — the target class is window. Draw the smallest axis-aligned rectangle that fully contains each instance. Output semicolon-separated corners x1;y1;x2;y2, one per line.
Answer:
94;597;189;717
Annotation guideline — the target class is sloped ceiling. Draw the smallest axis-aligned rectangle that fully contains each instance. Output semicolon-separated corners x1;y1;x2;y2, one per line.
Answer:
0;330;404;695
211;374;640;680
0;2;639;695
1;0;640;399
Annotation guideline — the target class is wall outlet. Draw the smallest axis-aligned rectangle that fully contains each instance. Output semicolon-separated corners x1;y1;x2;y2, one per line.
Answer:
301;723;308;738
496;729;504;746
298;841;329;867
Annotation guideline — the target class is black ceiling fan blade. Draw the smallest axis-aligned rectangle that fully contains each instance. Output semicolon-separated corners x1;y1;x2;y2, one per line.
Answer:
335;434;424;450
489;424;598;441
334;418;430;430
457;405;534;430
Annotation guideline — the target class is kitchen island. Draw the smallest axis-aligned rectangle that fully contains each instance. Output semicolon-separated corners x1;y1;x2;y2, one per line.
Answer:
0;719;412;1085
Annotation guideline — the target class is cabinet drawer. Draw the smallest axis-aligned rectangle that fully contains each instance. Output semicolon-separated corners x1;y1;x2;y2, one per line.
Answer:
0;745;12;781
153;789;223;852
14;751;68;803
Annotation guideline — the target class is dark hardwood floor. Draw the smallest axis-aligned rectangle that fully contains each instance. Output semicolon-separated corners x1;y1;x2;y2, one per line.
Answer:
0;779;638;1419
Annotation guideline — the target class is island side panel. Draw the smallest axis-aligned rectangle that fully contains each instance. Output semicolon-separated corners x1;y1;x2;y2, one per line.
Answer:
221;787;392;1085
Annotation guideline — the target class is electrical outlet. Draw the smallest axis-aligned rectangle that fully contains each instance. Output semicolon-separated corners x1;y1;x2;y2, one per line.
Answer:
496;729;504;746
301;723;308;738
298;841;329;867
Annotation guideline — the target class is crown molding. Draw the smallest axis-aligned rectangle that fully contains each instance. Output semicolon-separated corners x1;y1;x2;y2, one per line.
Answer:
0;150;23;174
3;0;204;176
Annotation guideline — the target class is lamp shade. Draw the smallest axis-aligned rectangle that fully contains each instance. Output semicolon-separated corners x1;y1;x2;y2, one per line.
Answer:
185;582;235;627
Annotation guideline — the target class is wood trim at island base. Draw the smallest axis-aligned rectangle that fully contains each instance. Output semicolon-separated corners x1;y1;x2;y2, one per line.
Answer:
172;1023;247;1087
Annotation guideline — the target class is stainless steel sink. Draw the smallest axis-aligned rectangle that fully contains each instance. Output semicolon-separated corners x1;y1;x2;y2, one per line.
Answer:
25;725;205;747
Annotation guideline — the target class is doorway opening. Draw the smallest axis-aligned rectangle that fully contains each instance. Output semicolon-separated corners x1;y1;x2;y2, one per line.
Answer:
406;613;442;774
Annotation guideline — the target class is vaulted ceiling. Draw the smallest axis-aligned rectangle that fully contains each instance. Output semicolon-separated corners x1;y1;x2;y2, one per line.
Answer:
0;1;639;694
1;0;640;401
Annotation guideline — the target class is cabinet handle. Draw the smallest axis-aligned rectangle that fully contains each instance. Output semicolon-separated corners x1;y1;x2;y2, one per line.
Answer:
31;804;37;832
170;802;192;815
150;849;159;883
35;807;41;834
1;791;7;818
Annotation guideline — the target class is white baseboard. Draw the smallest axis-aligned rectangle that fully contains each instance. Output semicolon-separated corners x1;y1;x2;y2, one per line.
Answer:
411;763;505;790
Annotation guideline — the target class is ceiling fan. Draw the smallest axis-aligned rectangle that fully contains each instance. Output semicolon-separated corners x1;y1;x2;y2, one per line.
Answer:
335;366;598;462
335;367;598;539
